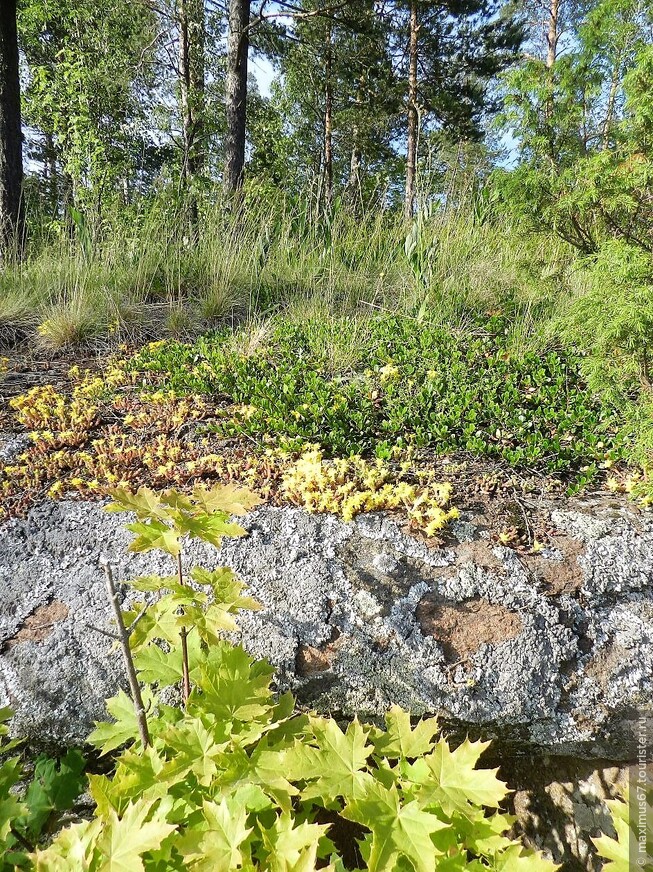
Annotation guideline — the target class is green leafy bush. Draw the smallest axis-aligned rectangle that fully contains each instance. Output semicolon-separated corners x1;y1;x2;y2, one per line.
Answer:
0;710;86;870
557;241;653;396
11;483;557;870
129;314;623;477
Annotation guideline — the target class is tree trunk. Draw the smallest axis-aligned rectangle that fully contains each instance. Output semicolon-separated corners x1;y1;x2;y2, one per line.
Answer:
543;0;560;161
602;58;621;150
0;0;24;258
178;0;205;230
404;0;418;221
224;0;251;201
323;20;333;212
545;0;559;71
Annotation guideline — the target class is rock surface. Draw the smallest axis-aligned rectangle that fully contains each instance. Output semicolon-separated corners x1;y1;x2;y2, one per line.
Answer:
1;496;652;758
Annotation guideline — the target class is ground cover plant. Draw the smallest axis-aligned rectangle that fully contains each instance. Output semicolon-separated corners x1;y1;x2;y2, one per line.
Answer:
0;312;634;538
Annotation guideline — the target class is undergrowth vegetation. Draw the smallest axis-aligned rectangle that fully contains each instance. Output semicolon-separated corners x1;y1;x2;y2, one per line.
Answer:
129;314;624;473
2;312;637;528
0;484;556;870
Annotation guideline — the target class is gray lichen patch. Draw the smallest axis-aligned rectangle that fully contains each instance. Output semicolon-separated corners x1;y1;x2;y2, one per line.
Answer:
1;496;652;758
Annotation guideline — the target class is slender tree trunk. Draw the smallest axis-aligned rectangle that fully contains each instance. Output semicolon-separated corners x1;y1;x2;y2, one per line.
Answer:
224;0;251;201
44;132;59;215
178;0;205;230
545;0;559;72
345;71;365;213
404;0;418;221
544;0;560;161
323;20;333;212
0;0;24;258
602;58;621;150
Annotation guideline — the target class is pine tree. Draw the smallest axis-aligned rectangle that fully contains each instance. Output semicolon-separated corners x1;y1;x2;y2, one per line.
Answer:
0;0;24;257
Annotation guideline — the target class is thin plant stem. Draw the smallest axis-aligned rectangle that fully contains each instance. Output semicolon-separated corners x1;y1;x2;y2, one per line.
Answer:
176;551;192;705
103;562;151;748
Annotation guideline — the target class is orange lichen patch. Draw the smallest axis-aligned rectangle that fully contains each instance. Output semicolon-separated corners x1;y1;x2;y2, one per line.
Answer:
5;601;70;648
295;632;345;677
524;536;586;596
415;597;523;662
296;644;336;676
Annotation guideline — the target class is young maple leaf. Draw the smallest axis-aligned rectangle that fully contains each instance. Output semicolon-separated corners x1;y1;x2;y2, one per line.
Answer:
106;487;169;521
592;797;641;872
96;799;176;872
344;780;449;872
261;814;331;872
284;717;374;804
126;519;180;556
191;482;263;516
179;798;252;871
175;513;247;547
493;844;561;870
33;818;102;870
370;705;439;760
402;737;510;818
88;688;157;755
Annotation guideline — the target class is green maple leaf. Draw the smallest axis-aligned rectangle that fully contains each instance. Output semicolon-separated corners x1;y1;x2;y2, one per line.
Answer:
88;689;155;755
179;798;252;871
22;751;86;839
177;512;247;547
191;482;262;516
284;716;374;804
194;644;275;723
96;799;176;872
453;808;518;856
185;603;239;645
370;706;439;760
128;575;178;593
127;597;183;650
160;717;230;786
261;813;330;872
33;818;102;870
493;844;560;871
134;630;203;686
106;487;170;522
403;737;509;818
592;800;635;872
344;779;449;872
191;567;261;612
126;519;180;556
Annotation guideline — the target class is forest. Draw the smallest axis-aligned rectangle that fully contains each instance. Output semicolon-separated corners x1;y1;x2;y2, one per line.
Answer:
0;0;652;870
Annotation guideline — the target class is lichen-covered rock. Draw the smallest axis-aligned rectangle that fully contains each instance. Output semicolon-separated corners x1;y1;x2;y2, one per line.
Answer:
1;497;652;758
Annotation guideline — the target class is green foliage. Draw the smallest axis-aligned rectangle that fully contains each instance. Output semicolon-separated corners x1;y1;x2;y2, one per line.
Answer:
128;313;623;477
27;484;557;870
557;240;653;394
0;708;86;870
592;787;653;870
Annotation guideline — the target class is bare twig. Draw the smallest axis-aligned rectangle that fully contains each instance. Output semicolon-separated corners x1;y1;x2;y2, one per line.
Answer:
176;553;192;706
103;562;151;748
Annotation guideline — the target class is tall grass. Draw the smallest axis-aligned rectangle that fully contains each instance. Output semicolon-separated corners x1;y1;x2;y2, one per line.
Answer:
0;186;579;352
